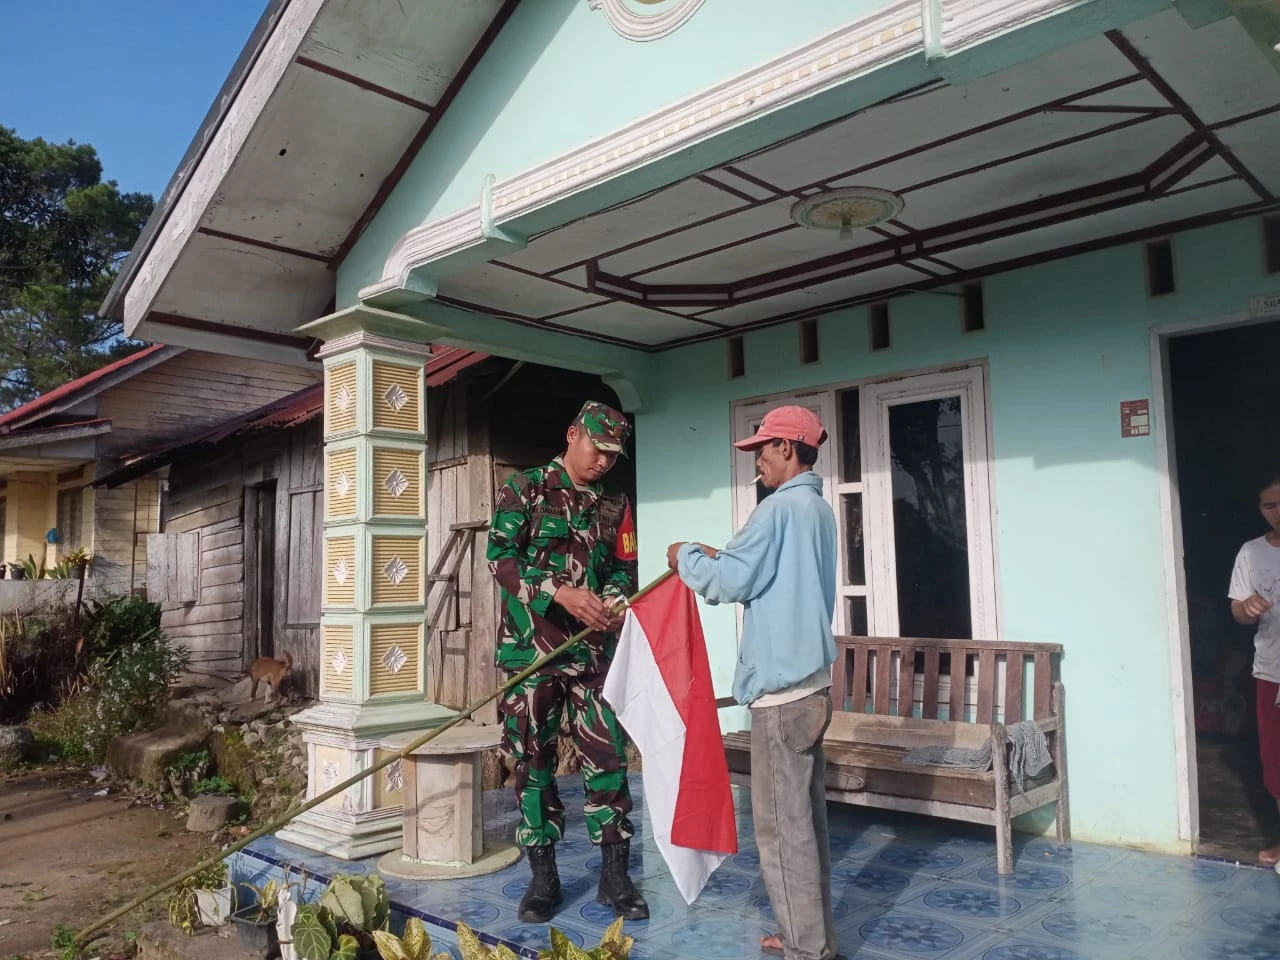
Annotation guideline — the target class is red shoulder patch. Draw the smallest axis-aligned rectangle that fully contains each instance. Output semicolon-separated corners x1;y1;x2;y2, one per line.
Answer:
614;499;637;561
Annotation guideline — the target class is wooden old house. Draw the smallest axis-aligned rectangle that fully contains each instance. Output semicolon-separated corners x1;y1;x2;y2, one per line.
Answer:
0;345;318;594
96;352;636;709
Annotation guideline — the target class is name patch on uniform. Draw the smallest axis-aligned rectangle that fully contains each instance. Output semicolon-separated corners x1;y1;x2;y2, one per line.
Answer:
613;500;637;561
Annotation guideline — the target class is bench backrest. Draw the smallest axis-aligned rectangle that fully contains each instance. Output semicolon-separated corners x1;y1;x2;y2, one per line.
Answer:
830;637;1063;724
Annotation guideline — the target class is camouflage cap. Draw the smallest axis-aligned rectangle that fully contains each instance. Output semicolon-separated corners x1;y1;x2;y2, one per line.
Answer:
574;400;631;456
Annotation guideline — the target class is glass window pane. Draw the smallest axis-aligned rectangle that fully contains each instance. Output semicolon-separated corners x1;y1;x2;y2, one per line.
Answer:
887;396;972;639
841;494;865;586
844;596;868;636
838;389;861;483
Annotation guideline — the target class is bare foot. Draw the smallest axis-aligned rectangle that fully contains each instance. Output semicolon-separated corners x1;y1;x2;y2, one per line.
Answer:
761;934;784;954
1260;845;1280;865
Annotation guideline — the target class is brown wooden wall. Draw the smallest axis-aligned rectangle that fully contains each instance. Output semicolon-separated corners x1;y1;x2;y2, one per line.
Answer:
152;422;322;695
97;351;319;457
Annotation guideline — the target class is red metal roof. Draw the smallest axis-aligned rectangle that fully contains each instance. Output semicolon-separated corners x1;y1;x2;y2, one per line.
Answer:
427;346;490;386
0;344;168;430
93;349;490;487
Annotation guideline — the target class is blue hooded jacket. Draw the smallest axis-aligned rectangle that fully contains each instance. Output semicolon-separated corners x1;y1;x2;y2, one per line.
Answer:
677;471;838;705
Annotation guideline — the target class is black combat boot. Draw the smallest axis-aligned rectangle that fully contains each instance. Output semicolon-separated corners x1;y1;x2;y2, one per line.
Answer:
518;844;562;923
596;839;649;920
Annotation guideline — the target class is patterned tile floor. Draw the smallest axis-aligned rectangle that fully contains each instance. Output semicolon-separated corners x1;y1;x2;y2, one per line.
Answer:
232;776;1280;960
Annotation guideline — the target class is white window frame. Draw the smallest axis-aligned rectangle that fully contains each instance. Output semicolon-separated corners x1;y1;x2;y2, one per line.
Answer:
729;362;1000;641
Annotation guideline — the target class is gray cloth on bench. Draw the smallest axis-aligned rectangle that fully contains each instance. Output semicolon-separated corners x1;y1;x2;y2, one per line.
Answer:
902;720;1052;792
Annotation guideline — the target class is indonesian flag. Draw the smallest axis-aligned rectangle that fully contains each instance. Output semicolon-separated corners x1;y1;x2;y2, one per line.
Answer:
603;575;738;904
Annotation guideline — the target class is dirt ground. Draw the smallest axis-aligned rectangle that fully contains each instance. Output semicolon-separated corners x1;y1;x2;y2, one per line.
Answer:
0;768;214;958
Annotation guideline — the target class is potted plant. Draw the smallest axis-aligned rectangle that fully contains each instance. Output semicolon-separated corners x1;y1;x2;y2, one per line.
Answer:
232;878;295;957
166;859;235;935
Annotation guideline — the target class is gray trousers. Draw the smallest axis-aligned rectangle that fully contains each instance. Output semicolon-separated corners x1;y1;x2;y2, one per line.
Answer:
750;690;837;960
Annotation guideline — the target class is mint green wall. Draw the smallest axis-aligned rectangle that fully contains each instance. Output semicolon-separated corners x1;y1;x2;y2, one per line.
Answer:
632;216;1278;850
339;0;897;302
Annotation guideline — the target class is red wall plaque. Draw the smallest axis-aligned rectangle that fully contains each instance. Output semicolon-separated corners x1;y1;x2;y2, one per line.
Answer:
1121;399;1150;438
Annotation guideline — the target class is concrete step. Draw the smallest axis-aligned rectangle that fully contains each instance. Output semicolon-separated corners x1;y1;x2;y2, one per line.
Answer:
136;921;261;960
106;726;209;785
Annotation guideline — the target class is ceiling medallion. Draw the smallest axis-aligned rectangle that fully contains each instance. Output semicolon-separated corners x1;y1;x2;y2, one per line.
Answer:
588;0;706;42
790;188;905;240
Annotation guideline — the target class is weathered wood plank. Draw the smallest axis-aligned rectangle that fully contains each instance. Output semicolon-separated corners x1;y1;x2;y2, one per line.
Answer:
873;645;891;715
1033;652;1052;721
1004;653;1024;724
202;544;243;568
851;645;868;714
921;647;941;721
976;649;996;724
897;644;915;718
948;649;967;722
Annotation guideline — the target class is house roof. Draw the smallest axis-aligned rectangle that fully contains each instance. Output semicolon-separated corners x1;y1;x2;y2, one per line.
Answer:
93;348;491;488
0;344;175;433
100;0;515;363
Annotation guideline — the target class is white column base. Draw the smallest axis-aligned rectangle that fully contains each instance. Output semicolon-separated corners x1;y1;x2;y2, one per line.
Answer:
278;699;460;860
276;805;406;860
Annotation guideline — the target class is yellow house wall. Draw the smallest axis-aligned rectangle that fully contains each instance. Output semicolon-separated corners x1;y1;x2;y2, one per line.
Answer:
4;473;56;568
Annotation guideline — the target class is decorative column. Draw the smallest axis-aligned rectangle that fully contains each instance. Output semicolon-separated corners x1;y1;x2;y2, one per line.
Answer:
278;306;455;859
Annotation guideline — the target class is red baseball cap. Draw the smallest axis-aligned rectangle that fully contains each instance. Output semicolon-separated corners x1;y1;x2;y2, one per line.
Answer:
734;405;829;451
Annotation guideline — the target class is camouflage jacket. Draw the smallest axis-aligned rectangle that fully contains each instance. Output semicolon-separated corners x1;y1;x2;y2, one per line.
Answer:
487;458;637;675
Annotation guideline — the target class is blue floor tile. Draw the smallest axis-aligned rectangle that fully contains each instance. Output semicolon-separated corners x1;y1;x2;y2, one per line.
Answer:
230;774;1280;960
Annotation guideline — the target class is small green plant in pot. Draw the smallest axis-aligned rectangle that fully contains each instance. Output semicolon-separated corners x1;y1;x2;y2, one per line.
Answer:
232;877;295;957
166;859;233;935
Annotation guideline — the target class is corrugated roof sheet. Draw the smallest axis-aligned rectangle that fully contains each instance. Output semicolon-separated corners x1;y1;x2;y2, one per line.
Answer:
93;349;490;488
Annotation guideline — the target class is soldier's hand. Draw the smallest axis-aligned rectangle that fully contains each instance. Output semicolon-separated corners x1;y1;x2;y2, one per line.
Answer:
554;585;613;632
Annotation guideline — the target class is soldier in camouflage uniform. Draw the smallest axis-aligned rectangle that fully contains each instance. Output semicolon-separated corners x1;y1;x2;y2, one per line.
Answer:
487;400;648;924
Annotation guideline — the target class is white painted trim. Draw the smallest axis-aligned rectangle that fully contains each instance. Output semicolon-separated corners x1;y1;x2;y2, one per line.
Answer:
369;2;927;298
588;0;707;42
365;0;1117;302
1151;325;1196;844
1149;306;1280;845
860;365;999;640
316;331;435;361
121;0;328;334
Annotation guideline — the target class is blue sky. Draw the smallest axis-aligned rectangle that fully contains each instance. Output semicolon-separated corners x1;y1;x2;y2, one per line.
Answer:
2;0;266;199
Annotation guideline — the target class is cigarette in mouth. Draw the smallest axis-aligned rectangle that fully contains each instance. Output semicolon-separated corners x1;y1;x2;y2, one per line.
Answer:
751;474;764;485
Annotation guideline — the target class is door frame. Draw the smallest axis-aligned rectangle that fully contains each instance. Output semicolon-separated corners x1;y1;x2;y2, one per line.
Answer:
1151;306;1280;845
727;358;1000;642
860;364;998;640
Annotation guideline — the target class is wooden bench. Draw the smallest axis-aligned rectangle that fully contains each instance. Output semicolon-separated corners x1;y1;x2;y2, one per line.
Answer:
723;637;1069;874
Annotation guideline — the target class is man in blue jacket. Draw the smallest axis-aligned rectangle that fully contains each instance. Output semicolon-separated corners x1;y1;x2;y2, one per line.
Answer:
667;405;844;960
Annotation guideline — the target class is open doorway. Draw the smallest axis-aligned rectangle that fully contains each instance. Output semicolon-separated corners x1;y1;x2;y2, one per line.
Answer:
1168;318;1280;861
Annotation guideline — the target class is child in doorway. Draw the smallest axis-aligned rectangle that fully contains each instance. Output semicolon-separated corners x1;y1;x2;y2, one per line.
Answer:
1228;472;1280;864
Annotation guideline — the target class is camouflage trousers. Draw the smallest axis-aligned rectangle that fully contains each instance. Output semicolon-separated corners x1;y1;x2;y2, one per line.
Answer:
498;670;634;848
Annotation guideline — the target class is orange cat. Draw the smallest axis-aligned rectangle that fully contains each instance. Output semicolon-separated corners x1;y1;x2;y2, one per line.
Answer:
247;650;293;702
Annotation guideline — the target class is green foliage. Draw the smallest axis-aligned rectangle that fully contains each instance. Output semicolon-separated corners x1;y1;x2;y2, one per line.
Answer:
292;874;390;958
193;775;234;796
29;630;188;762
82;594;161;663
50;923;78;959
0;125;154;409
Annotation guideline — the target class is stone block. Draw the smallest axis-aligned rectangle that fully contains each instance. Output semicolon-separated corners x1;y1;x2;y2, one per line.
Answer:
106;726;209;785
0;726;36;767
137;921;257;960
187;794;238;832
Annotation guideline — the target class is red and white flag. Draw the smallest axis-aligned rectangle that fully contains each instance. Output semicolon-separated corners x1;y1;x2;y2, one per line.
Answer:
603;575;738;904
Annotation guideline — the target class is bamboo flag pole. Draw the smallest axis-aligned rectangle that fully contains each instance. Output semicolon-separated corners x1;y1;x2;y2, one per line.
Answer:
75;569;676;949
